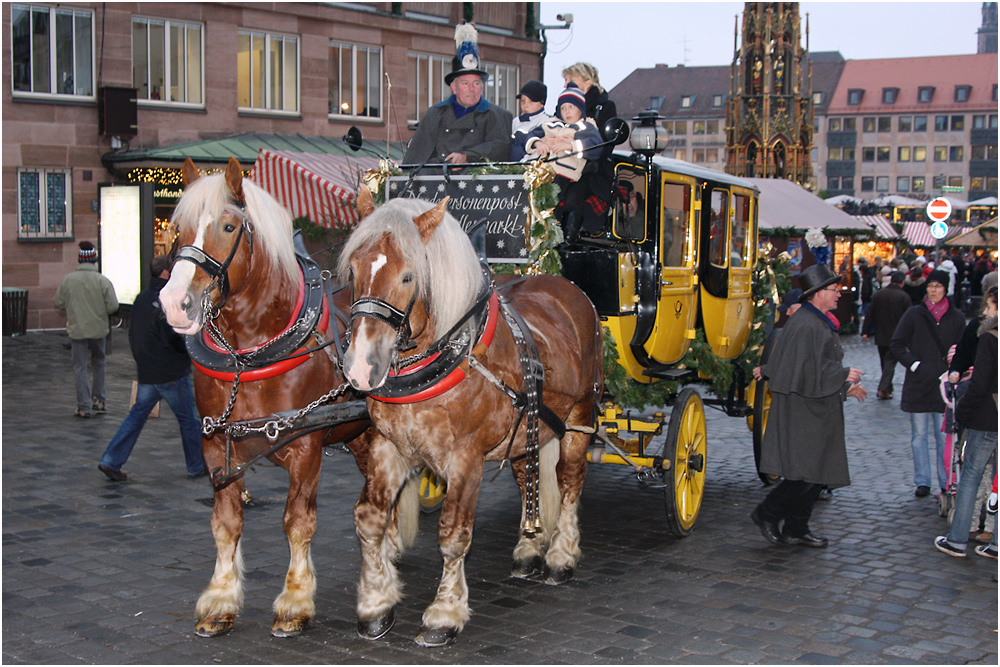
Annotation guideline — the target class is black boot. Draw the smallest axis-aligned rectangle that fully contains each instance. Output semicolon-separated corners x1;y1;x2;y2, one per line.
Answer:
561;211;583;247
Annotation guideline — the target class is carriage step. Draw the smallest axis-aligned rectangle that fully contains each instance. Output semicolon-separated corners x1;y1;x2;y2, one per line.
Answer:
641;367;695;381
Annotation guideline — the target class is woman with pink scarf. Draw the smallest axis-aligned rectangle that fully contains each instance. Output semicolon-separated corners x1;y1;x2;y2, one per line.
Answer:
890;270;966;499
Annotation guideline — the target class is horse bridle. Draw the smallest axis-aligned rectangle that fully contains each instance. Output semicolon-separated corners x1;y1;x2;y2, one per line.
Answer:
173;200;255;315
349;289;420;356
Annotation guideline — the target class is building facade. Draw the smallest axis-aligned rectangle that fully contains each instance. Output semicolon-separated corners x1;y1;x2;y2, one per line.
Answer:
822;53;998;204
3;2;544;329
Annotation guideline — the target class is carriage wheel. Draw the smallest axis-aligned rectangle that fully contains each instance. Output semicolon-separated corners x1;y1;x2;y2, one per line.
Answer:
663;388;707;537
751;378;777;485
418;467;446;513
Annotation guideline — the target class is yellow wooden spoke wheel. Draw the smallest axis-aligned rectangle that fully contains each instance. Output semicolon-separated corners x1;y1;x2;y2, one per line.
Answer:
663;388;707;537
418;467;446;513
751;378;779;486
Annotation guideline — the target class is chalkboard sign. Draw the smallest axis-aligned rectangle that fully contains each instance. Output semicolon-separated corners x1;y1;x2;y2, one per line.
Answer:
387;174;530;263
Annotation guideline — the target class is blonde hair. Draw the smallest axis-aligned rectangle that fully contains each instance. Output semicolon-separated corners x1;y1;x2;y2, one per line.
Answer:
561;62;603;93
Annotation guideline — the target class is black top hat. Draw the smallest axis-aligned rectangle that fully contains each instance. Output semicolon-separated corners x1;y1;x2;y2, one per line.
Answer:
799;264;842;301
444;24;489;85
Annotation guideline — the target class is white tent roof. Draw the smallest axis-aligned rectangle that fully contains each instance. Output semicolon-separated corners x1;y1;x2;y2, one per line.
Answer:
937;195;970;209
870;193;925;207
748;179;872;231
967;196;998;207
824;194;863;206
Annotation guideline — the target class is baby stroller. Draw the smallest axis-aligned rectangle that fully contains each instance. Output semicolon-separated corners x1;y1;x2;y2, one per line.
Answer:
938;373;972;523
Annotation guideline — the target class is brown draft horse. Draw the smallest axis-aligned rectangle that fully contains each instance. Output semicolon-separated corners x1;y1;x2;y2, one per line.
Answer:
159;158;377;638
338;188;603;646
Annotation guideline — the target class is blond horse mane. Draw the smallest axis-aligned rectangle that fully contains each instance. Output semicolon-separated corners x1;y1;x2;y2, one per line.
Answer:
338;197;483;339
171;173;298;285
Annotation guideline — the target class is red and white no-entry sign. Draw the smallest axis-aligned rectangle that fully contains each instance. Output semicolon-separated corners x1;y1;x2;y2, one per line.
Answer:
926;197;952;222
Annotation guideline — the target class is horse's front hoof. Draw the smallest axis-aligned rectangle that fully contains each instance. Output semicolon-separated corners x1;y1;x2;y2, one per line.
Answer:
272;616;309;637
357;608;395;640
194;614;235;638
511;556;544;579
415;625;459;647
543;565;574;585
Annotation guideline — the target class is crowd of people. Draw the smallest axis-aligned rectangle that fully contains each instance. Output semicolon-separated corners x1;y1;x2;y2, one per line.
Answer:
845;248;997;327
752;246;996;568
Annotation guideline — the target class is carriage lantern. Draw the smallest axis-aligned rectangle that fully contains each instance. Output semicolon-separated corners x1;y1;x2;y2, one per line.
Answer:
629;110;668;157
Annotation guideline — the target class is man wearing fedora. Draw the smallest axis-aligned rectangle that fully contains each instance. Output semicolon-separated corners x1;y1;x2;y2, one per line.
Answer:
403;24;513;166
751;264;867;548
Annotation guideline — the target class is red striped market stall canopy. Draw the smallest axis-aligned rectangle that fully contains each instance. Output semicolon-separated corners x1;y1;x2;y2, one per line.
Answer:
856;215;898;239
902;221;965;247
250;149;379;229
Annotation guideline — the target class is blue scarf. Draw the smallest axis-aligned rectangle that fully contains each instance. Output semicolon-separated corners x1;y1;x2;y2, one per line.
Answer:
447;95;490;119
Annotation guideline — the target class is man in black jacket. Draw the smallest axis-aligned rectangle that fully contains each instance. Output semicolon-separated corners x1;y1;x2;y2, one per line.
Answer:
98;256;206;482
862;271;912;400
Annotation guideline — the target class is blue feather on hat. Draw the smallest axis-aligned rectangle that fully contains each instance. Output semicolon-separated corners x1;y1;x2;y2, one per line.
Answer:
454;23;480;71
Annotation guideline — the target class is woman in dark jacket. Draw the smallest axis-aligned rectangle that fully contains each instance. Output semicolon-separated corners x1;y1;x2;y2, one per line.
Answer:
560;62;618;239
934;287;998;559
890;270;966;498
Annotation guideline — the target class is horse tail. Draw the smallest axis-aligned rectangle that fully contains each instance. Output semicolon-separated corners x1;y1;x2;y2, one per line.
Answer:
538;437;560;539
396;475;419;550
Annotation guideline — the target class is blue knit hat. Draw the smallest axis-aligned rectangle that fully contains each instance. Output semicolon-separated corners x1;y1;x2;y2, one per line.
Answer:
557;82;587;119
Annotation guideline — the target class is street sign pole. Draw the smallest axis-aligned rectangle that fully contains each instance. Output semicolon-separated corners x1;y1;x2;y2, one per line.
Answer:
926;197;952;262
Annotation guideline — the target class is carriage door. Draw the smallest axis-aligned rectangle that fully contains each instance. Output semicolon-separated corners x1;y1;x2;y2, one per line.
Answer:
644;178;698;366
699;187;754;360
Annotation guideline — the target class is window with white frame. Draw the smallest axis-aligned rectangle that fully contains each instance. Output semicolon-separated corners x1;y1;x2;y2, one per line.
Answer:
329;41;382;119
11;4;94;98
482;62;518;116
237;30;299;113
17;168;73;240
132;17;203;105
408;52;450;125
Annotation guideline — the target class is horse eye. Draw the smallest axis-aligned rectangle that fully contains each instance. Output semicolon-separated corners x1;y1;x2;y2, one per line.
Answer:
401;273;413;284
223;223;236;233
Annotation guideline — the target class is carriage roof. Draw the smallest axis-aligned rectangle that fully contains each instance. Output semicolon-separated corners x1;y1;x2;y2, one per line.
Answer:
611;149;760;193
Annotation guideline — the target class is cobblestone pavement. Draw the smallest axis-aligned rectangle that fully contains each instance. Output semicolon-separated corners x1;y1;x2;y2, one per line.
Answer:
3;329;997;664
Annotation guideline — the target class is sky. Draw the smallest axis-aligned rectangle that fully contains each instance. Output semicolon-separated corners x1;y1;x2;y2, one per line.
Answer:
538;1;991;98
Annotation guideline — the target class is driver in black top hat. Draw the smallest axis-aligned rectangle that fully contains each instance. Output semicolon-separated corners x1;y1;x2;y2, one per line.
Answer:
403;23;513;166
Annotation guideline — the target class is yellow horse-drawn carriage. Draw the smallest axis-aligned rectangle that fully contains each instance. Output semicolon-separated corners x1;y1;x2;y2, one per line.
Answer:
357;116;768;536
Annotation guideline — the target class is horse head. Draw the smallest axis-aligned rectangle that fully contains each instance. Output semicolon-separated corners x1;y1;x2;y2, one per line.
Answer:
338;187;482;392
160;157;296;336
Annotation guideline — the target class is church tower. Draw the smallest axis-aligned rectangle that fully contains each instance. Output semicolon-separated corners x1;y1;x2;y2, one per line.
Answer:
725;2;813;186
978;2;997;54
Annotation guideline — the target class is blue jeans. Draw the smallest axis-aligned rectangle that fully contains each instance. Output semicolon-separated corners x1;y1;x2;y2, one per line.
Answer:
100;376;206;475
71;337;105;411
910;412;947;492
945;429;998;550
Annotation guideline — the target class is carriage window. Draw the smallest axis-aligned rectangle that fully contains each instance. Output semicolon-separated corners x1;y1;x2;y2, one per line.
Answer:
613;172;646;240
661;182;690;267
708;190;728;268
732;194;750;267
